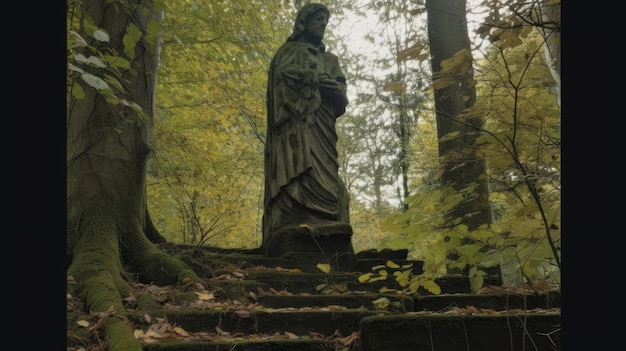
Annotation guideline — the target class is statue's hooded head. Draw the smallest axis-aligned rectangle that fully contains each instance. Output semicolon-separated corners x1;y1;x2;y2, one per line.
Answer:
288;3;330;41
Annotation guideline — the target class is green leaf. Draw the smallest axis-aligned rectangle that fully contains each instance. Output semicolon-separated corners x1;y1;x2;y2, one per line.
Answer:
93;29;110;43
316;283;327;292
104;55;131;70
67;30;88;48
394;270;410;287
335;284;348;292
74;54;107;68
408;280;420;292
123;23;141;60
81;73;111;91
146;19;163;49
67;63;84;74
469;273;484;292
421;280;441;295
71;82;85;100
371;297;390;309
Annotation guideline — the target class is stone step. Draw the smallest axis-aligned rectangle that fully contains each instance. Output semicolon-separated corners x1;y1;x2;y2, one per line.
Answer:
143;338;331;351
254;291;560;313
358;312;561;351
258;293;414;312
168;243;426;275
415;291;561;312
131;244;555;351
136;309;386;336
242;270;472;295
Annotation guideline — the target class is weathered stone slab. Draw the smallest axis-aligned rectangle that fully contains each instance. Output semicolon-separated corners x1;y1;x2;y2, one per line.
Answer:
145;309;384;336
358;313;561;351
415;291;561;312
259;294;414;312
143;338;328;351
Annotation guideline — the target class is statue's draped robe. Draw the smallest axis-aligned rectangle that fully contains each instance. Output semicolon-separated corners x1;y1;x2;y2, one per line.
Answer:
263;39;349;240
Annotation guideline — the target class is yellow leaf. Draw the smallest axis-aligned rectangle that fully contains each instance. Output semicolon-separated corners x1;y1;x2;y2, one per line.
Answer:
195;292;214;300
386;260;400;269
77;320;90;327
371;297;390;309
358;273;373;283
422;280;441;295
316;263;331;274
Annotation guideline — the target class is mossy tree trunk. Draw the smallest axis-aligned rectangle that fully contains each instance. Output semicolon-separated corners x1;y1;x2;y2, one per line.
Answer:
426;0;493;272
67;1;198;350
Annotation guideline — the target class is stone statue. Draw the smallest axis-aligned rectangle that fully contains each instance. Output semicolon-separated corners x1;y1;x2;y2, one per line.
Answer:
262;3;353;257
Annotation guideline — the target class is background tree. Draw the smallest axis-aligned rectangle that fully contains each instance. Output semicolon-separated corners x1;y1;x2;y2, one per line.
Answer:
426;0;493;232
469;0;561;287
380;0;560;290
146;0;294;249
67;1;198;350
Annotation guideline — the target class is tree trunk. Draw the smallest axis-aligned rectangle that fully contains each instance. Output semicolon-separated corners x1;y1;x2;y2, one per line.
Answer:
426;0;493;274
67;1;198;350
540;0;561;109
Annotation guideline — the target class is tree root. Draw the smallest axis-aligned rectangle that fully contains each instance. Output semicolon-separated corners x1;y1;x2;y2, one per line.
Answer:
68;218;199;351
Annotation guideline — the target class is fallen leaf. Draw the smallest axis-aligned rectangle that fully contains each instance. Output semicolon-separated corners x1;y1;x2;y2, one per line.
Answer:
216;327;230;336
173;327;189;336
310;331;325;338
133;329;144;339
145;329;162;338
76;320;90;327
235;310;252;318
195;292;215;300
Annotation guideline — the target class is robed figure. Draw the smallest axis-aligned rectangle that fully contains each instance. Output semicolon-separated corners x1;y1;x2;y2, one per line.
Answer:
262;3;353;257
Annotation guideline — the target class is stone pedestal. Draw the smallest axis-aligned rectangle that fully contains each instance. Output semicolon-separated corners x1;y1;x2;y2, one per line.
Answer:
261;222;354;258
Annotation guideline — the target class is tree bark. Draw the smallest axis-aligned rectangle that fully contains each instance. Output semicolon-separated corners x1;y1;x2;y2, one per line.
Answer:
67;1;198;350
426;0;493;230
540;0;561;109
426;0;494;276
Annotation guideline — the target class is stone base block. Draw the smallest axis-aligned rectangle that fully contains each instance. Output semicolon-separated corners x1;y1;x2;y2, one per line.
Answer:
262;223;353;258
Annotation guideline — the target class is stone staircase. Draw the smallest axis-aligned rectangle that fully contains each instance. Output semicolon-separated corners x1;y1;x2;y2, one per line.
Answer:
106;244;563;350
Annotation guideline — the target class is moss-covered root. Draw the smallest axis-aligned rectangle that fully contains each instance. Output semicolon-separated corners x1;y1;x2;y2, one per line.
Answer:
68;223;143;351
122;227;200;286
106;316;143;351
